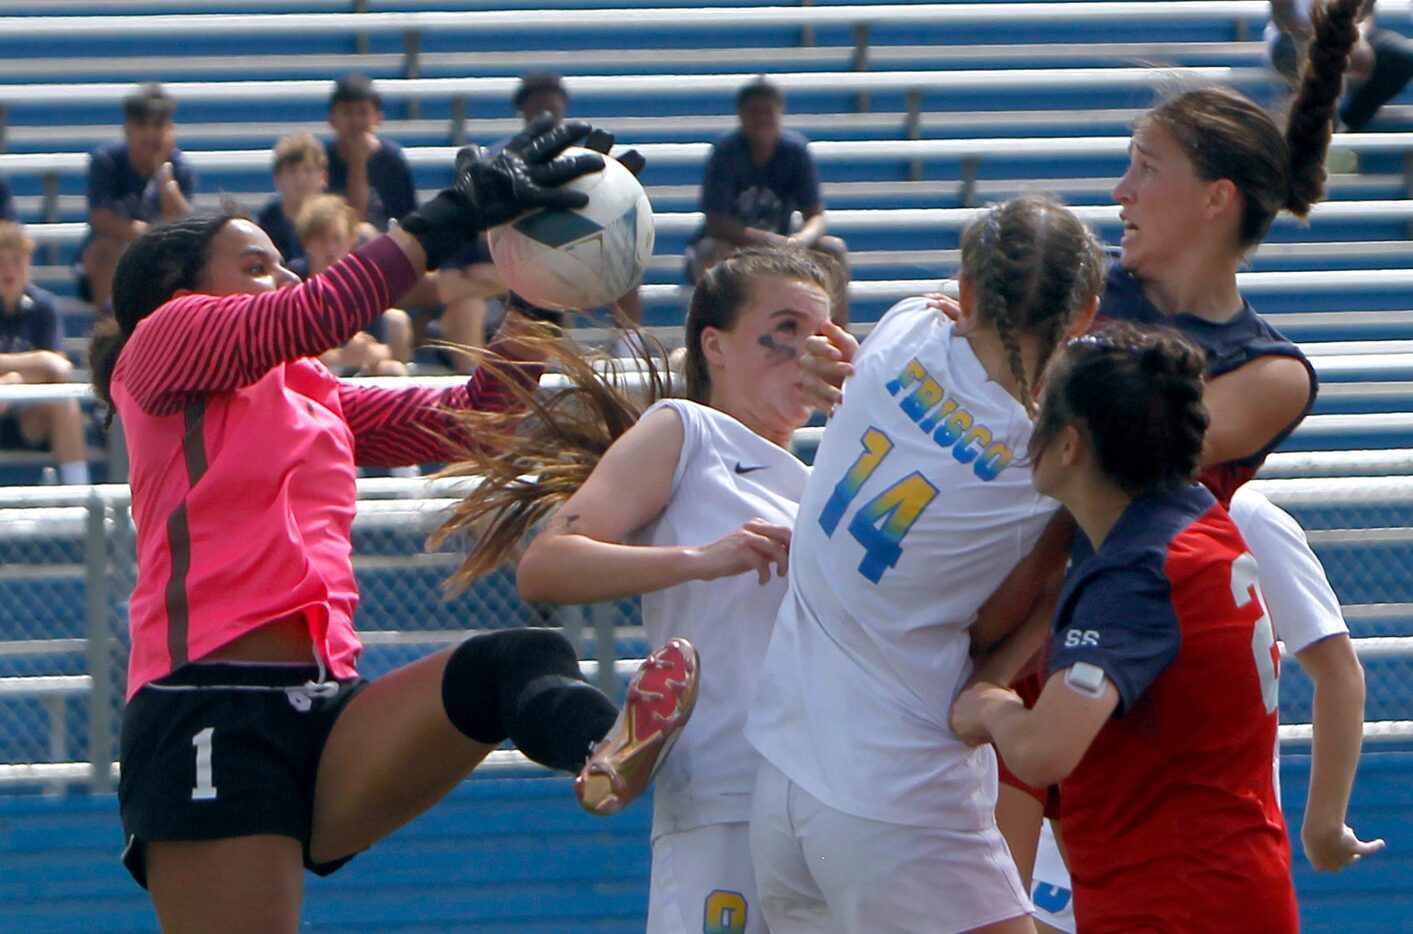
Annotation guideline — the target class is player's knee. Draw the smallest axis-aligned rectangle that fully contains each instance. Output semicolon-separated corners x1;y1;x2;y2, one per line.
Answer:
440;628;582;744
29;351;73;384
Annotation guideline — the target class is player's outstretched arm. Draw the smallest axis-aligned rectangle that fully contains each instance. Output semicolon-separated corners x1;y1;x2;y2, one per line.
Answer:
1296;634;1386;872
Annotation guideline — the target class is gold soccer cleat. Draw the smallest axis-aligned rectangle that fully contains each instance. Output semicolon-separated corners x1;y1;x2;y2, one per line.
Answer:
575;637;700;816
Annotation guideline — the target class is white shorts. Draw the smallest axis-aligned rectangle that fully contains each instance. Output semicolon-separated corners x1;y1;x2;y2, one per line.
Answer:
749;761;1032;934
1032;820;1077;934
648;822;766;934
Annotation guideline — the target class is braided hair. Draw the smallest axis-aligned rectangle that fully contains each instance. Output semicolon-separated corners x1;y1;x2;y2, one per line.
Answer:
958;195;1105;418
1031;323;1210;496
89;214;238;411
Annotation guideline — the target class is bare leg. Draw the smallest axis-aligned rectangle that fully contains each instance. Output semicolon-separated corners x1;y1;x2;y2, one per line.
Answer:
82;235;128;309
614;286;644;327
308;647;496;863
436;264;502;373
380;308;414;363
146;835;304;934
21;400;86;466
997;782;1045;889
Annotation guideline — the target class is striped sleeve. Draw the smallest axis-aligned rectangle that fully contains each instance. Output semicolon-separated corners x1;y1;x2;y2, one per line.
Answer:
338;346;545;467
116;235;418;415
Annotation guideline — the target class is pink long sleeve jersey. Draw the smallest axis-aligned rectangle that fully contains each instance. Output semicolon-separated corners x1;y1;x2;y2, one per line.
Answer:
113;236;535;698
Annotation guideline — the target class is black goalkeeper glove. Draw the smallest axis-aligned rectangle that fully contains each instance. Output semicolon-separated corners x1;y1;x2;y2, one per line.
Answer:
400;114;607;269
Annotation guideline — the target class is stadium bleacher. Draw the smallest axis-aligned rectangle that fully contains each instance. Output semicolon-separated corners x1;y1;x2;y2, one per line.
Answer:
0;0;1411;930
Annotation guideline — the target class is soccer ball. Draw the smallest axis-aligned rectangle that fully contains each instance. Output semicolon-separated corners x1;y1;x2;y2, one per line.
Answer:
487;149;655;311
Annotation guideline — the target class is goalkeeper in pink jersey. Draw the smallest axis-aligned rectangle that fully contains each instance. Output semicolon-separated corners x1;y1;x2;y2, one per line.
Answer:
90;116;697;932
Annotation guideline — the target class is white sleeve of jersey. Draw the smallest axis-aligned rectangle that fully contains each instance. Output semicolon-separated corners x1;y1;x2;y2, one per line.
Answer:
1228;486;1348;655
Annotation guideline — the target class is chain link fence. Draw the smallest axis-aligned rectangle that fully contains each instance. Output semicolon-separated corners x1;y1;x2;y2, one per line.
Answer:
0;477;1408;795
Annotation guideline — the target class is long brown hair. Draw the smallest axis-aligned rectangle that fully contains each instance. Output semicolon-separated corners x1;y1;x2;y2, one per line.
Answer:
960;196;1105;418
1144;0;1360;248
433;247;832;590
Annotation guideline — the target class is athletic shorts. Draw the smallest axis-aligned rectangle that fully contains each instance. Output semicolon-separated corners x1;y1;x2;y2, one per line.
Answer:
118;662;368;889
749;761;1032;934
0;411;46;452
996;671;1062;819
648;823;765;934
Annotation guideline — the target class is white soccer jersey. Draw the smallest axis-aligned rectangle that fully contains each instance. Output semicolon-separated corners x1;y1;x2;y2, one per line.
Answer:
636;398;810;838
1228;486;1348;654
747;296;1059;831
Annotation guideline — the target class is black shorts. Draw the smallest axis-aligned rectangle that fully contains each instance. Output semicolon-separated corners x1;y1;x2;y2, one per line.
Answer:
0;411;45;451
118;662;368;889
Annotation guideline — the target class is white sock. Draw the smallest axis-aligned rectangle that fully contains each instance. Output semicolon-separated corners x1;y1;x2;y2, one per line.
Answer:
58;461;90;485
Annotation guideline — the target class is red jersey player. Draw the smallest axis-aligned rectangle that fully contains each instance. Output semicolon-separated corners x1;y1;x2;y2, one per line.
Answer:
951;325;1297;934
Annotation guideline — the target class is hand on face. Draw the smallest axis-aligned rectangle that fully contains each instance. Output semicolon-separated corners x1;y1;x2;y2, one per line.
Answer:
798;320;857;416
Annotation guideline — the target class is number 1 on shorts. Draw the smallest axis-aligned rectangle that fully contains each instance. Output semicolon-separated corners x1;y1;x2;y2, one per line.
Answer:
191;726;217;801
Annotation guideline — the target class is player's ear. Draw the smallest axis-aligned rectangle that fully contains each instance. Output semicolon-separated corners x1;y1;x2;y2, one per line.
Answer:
1059;423;1086;469
700;326;727;368
1066;295;1100;338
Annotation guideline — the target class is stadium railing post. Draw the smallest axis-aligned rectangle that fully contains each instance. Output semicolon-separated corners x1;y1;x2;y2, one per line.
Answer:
83;491;114;794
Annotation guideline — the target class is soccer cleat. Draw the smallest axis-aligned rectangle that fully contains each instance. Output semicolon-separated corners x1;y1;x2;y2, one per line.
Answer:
575;637;700;816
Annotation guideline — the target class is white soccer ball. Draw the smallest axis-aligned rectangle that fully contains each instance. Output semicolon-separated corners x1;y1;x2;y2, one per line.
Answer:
487;149;655;311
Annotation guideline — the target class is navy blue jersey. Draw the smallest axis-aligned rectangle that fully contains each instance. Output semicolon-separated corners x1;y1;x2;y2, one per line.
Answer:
1098;262;1316;489
1049;483;1295;932
699;129;821;236
0;286;61;355
256;197;304;265
87;143;196;223
325;138;416;231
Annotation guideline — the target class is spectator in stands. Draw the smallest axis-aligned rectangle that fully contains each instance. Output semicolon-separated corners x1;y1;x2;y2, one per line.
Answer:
324;75;417;231
0;223;89;485
689;77;850;324
1268;0;1413;129
79;83;195;309
257;133;329;267
511;70;569;129
438;70;645;365
295;194;411;375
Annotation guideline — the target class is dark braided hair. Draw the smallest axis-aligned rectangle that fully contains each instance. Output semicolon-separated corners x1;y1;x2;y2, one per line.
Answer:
958;195;1104;418
1031;323;1210;496
89;214;238;412
1144;0;1360;248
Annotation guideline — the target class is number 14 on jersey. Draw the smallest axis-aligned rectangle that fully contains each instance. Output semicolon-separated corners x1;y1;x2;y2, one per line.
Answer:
818;428;939;584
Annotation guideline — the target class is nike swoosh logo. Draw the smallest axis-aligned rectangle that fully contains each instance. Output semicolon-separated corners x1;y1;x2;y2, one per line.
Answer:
734;463;768;474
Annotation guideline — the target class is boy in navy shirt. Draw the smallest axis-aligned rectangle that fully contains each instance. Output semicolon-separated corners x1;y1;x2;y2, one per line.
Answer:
79;83;195;308
0;224;89;484
324;75;417;231
690;78;849;323
257;133;329;267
